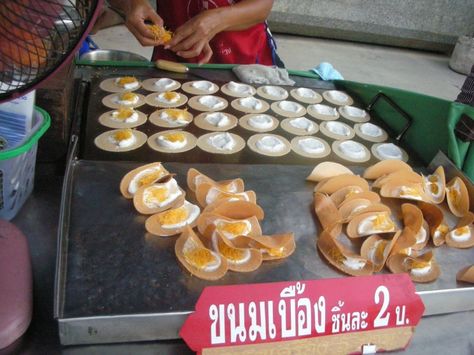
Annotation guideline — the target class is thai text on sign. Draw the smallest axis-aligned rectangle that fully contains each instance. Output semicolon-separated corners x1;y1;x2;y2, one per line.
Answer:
180;274;424;352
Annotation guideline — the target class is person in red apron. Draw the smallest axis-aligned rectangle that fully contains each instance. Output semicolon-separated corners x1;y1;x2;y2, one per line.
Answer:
108;0;283;67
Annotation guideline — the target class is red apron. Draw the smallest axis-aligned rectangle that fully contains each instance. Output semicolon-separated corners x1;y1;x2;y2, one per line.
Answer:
153;0;275;65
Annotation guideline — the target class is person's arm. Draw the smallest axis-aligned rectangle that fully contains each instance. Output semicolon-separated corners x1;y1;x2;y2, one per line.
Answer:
166;0;274;63
108;0;163;46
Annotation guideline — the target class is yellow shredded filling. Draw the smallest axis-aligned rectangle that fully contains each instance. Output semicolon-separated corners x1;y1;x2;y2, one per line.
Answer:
398;247;413;256
137;170;163;188
114;129;133;141
374;241;387;262
217;221;248;237
448;188;461;208
184;248;216;269
410;259;431;269
115;107;134;120
146;186;168;203
429;183;439;195
162;132;185;142
120;92;137;101
158;206;188;225
221;182;237;192
345;188;361;199
218;240;246;261
372;213;395;231
217;191;245;201
267;247;285;257
164;108;187;120
327;247;345;264
428;175;438;183
400;186;421;198
454;226;470;236
433;223;449;238
163;91;179;101
117;76;137;87
147;24;173;43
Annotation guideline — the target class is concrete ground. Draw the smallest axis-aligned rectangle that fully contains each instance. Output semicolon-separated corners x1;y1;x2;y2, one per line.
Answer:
91;26;468;101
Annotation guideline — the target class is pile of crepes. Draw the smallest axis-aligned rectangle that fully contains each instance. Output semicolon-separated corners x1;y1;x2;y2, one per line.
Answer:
120;162;295;280
310;160;474;283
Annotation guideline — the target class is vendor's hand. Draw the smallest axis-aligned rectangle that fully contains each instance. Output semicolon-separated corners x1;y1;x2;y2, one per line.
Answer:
198;43;213;65
165;10;222;61
124;0;163;46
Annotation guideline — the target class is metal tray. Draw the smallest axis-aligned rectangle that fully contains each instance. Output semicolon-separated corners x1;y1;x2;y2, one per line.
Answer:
55;67;474;345
55;157;474;345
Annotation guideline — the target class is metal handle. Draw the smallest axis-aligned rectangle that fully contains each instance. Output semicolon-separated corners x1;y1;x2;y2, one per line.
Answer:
366;92;413;142
454;113;474;142
155;60;189;73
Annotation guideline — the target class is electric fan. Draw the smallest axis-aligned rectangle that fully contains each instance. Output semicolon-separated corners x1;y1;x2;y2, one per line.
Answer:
0;0;103;103
0;0;103;349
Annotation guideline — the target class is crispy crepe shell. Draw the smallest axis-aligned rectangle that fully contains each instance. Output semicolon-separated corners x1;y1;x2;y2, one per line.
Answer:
446;177;470;217
387;251;440;283
363;160;413;180
422;166;446;204
372;170;423;189
120;162;169;199
145;201;200;237
401;204;429;250
390;227;417;255
187;168;245;193
446;225;474;248
187;168;212;192
347;211;396;239
232;233;296;261
431;222;449;247
345;203;392;221
314;174;369;194
401;204;423;234
445;212;474;248
133;184;185;215
175;226;228;280
380;181;429;202
203;199;264;220
317;229;374;276
330;186;365;207
314;193;343;235
458;211;474;226
212;231;262;272
412;220;430;251
339;198;373;221
360;235;388;271
457;265;474;284
306;162;353;182
417;201;446;246
341;190;381;205
195;181;249;207
360;231;401;272
197;213;262;239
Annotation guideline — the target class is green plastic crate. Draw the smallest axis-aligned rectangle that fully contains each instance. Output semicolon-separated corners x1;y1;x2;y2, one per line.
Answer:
0;106;50;220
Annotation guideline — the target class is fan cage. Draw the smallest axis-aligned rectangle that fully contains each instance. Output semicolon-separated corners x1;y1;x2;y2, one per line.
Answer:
0;0;100;102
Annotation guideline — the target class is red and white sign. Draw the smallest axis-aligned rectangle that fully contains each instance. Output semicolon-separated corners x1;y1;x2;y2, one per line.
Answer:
180;274;424;353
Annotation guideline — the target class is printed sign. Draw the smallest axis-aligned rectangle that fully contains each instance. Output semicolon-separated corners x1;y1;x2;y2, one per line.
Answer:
180;274;424;354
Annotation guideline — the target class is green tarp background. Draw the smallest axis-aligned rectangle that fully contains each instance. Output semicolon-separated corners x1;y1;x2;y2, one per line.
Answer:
337;80;474;182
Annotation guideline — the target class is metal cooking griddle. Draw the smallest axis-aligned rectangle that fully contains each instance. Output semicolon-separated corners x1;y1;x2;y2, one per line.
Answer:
55;67;474;346
79;67;417;166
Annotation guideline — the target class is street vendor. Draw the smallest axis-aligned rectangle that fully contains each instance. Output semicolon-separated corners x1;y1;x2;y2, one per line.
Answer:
108;0;283;67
